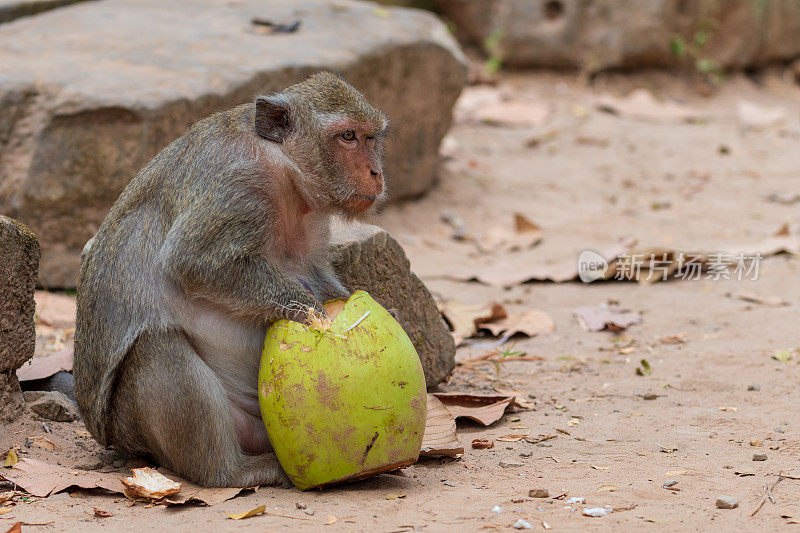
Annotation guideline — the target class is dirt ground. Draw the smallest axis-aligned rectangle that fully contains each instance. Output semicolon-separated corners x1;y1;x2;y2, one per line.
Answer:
4;68;800;531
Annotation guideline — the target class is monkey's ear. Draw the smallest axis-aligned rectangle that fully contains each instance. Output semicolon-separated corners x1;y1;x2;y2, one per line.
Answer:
255;95;291;143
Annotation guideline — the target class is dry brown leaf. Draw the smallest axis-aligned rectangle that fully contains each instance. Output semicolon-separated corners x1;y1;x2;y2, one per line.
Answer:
26;436;56;451
385;493;406;500
479;309;555;338
514;213;541;233
573;304;642;332
474;303;509;330
471;438;494;449
5;522;21;533
226;504;266;520
0;508;13;516
595;89;703;122
432;392;520;426
729;291;788;307
419;394;463;458
0;459;123;497
476;99;551;127
93;508;113;518
324;515;338;525
16;349;73;382
659;335;686;345
495;434;526;442
3;449;18;468
121;467;181;501
438;301;494;343
597;484;619;492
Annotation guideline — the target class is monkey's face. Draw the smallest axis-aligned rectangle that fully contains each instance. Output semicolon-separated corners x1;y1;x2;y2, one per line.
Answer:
325;121;387;215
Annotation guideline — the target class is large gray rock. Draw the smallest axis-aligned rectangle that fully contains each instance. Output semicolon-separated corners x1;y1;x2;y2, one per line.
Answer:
329;222;455;388
437;0;800;71
0;215;39;421
0;0;467;288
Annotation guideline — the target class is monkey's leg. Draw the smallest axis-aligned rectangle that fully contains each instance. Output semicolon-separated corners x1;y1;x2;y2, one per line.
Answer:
109;330;289;488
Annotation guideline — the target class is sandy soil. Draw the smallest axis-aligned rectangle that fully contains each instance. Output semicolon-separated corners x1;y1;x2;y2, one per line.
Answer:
3;69;800;532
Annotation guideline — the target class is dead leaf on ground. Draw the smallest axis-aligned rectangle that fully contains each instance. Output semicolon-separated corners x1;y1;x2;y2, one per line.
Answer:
16;349;73;382
3;449;18;468
495;434;527;442
5;522;20;533
432;392;522;425
122;468;181;501
385;493;406;500
419;394;463;458
728;291;788;307
26;436;56;451
573;304;642;332
0;459;123;497
471;438;494;449
525;435;558;444
476;100;551;128
595;89;703;122
477;213;543;254
659;335;686;345
324;515;338;525
458;350;544;368
226;504;266;520
736;100;786;129
597;484;619;492
92;508;113;518
478;309;555;338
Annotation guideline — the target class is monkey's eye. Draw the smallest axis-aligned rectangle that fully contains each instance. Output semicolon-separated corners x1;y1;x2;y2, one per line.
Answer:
341;130;356;142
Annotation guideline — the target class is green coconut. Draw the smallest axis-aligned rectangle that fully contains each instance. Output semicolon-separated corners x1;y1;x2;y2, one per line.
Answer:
258;290;427;490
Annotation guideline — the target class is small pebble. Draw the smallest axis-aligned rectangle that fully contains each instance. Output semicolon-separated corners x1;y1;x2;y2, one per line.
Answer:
775;428;785;434
519;451;533;458
662;480;678;488
295;502;307;509
716;496;738;509
528;488;549;498
753;453;767;461
513;518;533;529
491;505;503;514
747;384;760;391
499;461;523;468
74;457;104;471
304;510;315;516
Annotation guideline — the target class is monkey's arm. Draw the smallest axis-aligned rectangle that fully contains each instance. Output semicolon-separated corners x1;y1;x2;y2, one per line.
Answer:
308;266;350;303
159;207;321;323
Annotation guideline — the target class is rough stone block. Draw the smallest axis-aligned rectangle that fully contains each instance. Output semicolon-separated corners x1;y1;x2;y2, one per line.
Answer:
0;214;39;421
0;0;467;287
437;0;800;72
329;222;455;388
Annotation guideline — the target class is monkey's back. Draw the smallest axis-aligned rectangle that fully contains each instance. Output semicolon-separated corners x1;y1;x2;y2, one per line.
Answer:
73;104;257;445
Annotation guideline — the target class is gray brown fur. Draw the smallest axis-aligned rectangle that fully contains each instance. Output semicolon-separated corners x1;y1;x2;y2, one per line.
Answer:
74;73;387;487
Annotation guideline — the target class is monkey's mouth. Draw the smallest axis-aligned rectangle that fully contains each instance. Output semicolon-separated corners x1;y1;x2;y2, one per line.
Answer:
346;194;379;213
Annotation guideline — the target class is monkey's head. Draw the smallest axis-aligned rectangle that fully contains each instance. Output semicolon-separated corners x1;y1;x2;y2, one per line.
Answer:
254;72;389;217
